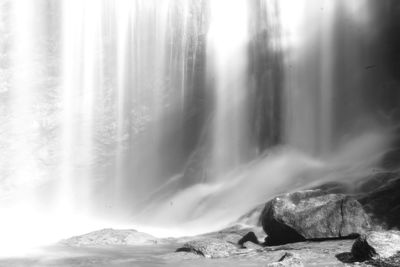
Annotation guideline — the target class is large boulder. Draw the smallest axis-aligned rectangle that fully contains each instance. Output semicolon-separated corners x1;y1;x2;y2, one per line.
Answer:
351;230;400;261
261;190;371;245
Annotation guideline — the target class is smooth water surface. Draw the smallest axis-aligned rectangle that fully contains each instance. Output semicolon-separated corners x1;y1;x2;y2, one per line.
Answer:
0;244;265;267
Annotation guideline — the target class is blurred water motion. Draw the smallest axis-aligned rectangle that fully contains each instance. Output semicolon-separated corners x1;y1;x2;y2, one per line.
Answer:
0;0;398;254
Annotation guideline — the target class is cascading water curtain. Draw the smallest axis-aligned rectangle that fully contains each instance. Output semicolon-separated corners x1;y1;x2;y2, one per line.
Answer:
207;0;253;178
0;0;202;249
0;0;395;254
59;0;201;216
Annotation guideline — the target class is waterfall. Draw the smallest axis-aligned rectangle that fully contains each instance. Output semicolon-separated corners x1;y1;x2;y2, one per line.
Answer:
207;0;253;177
0;0;398;252
57;0;201;215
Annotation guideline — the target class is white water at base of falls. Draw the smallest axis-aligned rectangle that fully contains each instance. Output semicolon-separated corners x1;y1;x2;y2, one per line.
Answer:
136;130;391;235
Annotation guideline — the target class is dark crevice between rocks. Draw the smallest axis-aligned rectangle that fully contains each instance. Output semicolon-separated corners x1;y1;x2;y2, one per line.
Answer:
277;252;293;262
264;246;303;252
241;231;359;249
339;198;345;237
306;235;360;242
175;247;205;257
264;223;359;245
263;218;306;246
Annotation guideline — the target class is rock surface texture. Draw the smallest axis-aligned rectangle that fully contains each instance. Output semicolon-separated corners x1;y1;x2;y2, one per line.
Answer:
357;171;400;229
266;252;304;267
261;190;371;245
351;230;400;261
176;238;239;258
60;228;159;246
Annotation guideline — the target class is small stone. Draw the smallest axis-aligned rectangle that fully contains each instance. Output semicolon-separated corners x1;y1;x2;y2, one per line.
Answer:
351;230;400;261
266;252;304;267
238;231;260;247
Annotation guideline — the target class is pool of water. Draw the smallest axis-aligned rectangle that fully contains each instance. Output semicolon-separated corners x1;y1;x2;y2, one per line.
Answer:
0;244;265;267
0;239;355;267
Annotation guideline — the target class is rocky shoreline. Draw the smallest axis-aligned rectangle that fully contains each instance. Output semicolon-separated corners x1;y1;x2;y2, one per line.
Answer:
61;171;400;266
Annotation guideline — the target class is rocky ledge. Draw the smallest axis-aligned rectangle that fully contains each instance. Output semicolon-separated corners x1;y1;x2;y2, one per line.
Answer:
60;228;160;246
171;179;400;266
62;172;400;266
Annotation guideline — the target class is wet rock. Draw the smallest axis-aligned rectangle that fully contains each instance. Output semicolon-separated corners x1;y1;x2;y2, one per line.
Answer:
176;238;239;258
357;172;400;229
60;228;159;246
261;190;371;245
198;225;258;243
351;231;400;261
238;231;260;248
266;252;304;267
355;171;398;194
371;252;400;266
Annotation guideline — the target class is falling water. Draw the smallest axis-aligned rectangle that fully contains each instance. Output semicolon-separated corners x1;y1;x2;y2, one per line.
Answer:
207;0;253;177
132;0;394;234
282;0;337;154
0;0;398;253
57;0;199;215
